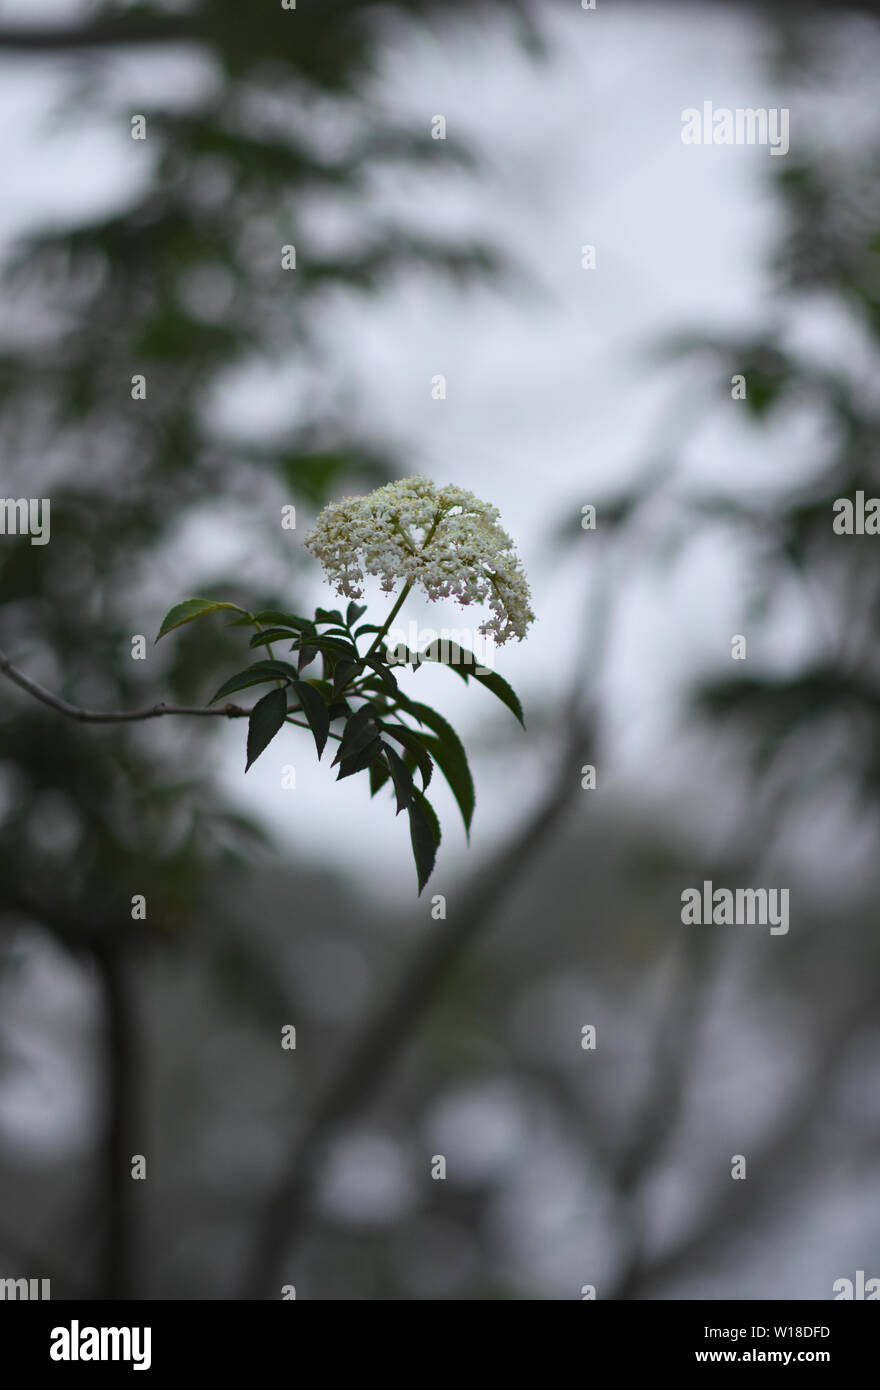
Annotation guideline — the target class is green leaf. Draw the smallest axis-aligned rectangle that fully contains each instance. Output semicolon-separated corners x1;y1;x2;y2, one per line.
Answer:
346;600;367;626
421;732;474;838
336;735;383;780
252;610;316;634
300;678;334;701
289;633;358;681
294;634;359;660
407;789;441;894
381;724;433;789
399;698;474;838
291;680;330;759
155;598;246;642
360;654;398;693
248;627;302;649
210;661;298;703
297;644;319;674
354;623;384;640
245;687;288;771
382;743;415;815
471;669;525;728
369;757;392;799
315;607;344;625
356;675;397;702
332;657;361;694
332;704;380;766
420;642;525;727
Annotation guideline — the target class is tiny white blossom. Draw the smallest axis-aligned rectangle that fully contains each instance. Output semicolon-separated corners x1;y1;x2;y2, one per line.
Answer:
305;477;535;643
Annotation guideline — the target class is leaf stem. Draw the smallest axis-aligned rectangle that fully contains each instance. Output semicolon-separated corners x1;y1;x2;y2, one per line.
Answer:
248;613;284;685
286;715;342;742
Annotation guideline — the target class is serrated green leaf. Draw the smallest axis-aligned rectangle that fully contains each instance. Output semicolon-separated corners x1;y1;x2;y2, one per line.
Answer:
294;634;359;660
421;732;474;838
336;735;383;780
346;600;367;626
408;789;441;893
356;676;396;702
332;704;380;766
381;724;433;789
301;677;333;701
333;657;361;693
210;660;298;703
315;607;344;625
473;669;525;727
360;654;398;692
420;642;525;726
291;679;330;759
398;698;474;838
369;756;392;799
251;610;316;634
248;627;302;649
297;643;319;674
155;598;246;642
245;687;288;771
382;743;415;815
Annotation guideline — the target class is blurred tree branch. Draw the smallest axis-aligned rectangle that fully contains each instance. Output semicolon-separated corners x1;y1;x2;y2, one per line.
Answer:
239;707;596;1298
89;940;137;1300
0;18;203;51
0;0;876;59
624;980;880;1298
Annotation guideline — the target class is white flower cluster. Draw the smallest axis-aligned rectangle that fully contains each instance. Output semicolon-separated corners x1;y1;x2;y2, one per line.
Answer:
305;477;535;644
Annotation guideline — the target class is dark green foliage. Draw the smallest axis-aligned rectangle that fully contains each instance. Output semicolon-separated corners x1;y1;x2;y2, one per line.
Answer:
245;687;288;771
407;788;442;895
155;598;525;891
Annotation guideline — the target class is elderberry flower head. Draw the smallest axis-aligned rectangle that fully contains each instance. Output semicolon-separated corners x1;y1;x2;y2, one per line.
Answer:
305;477;535;644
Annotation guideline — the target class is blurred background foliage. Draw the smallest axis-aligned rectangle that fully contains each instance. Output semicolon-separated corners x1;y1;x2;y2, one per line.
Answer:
1;0;879;1300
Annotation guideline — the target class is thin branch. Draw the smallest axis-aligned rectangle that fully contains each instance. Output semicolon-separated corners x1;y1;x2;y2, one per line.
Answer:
0;18;204;53
0;649;248;721
0;648;344;738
